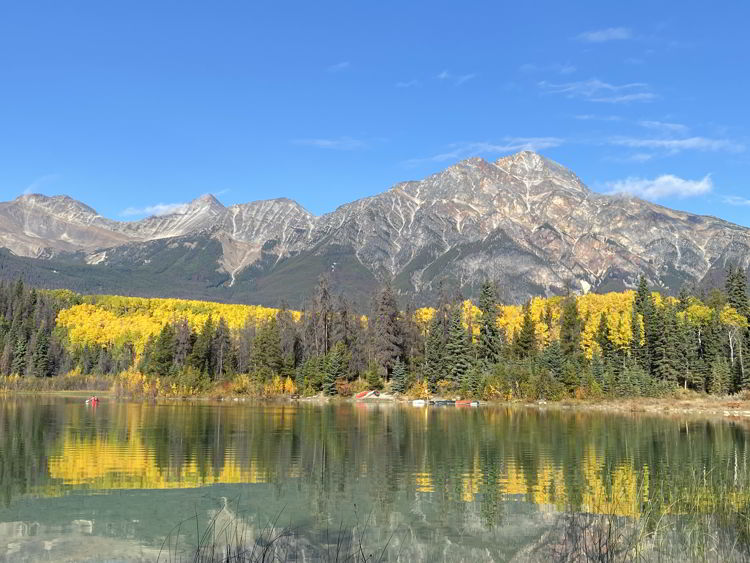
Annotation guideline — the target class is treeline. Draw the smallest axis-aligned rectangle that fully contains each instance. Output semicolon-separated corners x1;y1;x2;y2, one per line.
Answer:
0;281;74;378
2;268;750;401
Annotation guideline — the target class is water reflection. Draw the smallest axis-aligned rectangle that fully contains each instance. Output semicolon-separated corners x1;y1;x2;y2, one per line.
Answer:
0;398;748;560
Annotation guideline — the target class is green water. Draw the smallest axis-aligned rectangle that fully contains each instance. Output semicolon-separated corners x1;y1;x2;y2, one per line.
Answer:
0;397;748;561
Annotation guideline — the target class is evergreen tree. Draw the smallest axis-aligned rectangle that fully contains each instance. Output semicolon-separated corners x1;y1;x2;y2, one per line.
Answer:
31;328;50;378
148;323;176;377
515;303;537;359
477;281;502;364
424;314;444;393
390;359;407;393
314;276;333;356
372;283;403;379
446;306;472;386
212;317;233;378
709;356;731;395
559;297;582;361
11;335;27;375
173;318;194;371
631;276;652;371
727;265;750;318
252;317;282;376
467;364;483;397
190;315;215;376
540;340;564;381
324;342;348;396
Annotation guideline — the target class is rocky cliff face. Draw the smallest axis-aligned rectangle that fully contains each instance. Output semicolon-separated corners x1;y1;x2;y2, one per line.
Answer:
1;151;748;306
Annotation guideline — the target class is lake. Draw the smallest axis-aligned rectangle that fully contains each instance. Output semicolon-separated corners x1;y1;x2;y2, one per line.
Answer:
0;397;748;562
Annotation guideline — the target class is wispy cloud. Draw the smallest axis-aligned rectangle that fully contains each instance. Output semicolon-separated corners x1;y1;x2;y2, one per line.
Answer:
723;195;750;207
608;136;744;154
292;137;366;150
396;79;419;88
520;62;576;75
327;61;350;73
405;137;564;166
605;174;713;200
574;114;623;122
539;78;656;103
21;173;61;195
638;120;689;135
437;70;476;86
121;202;190;217
576;27;633;43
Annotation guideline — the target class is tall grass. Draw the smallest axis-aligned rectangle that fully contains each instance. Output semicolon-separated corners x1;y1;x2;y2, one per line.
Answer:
533;467;750;562
157;501;393;563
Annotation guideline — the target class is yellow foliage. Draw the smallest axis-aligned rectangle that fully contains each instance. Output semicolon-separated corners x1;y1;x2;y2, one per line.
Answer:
57;294;299;357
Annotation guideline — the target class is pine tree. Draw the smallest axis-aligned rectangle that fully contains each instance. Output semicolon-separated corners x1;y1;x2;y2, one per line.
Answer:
190;315;215;376
324;342;347;396
559;297;582;361
632;276;652;371
709;356;731;395
372;283;403;379
477;281;502;364
540;340;564;380
314;276;333;356
515;303;537;359
467;364;483;397
148;323;176;377
31;328;50;378
424;314;444;393
173;318;195;371
252;317;282;376
390;359;407;393
213;317;233;378
727;265;750;318
11;335;27;376
446;306;472;386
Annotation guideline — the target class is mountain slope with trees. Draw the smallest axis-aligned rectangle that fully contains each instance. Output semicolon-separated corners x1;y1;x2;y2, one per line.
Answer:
2;266;749;401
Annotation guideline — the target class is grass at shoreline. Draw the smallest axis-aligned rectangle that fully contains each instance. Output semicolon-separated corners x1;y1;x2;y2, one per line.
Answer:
3;373;750;423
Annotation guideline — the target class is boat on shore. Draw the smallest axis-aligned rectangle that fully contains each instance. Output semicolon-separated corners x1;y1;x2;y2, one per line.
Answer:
456;400;479;407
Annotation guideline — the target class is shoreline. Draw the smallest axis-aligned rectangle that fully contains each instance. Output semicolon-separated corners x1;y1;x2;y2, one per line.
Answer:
5;387;750;423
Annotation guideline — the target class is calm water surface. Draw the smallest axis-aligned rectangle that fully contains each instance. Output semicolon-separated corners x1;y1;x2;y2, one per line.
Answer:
0;397;748;561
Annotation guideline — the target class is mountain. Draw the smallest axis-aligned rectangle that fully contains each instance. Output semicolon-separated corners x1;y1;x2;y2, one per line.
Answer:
1;151;748;307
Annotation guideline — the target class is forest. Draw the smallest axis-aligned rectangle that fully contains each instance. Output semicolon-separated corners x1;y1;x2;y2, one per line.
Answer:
0;267;749;401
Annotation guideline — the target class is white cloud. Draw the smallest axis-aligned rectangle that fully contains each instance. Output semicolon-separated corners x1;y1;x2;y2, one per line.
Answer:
609;136;744;154
292;137;366;150
723;195;750;207
396;80;419;88
539;78;656;103
576;27;633;43
574;114;623;122
121;202;190;217
405;137;564;166
638;120;689;134
605;174;713;200
520;62;576;75
437;70;476;86
327;61;350;73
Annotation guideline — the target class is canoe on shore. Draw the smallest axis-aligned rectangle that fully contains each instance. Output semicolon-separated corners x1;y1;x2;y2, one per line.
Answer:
456;400;479;407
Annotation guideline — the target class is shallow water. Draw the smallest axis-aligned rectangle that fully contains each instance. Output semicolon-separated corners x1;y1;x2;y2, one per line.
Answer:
0;397;748;561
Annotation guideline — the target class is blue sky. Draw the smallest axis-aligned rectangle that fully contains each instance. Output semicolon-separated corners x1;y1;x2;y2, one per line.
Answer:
1;1;749;225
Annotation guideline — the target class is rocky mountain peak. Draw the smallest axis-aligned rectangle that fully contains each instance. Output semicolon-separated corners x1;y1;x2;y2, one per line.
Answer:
15;193;101;218
494;151;589;194
182;194;225;215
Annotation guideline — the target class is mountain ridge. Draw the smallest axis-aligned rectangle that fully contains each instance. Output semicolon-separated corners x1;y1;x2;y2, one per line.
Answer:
1;151;748;307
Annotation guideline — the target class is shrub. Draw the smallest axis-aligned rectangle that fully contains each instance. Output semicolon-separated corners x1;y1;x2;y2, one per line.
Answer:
406;379;429;399
335;378;353;397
